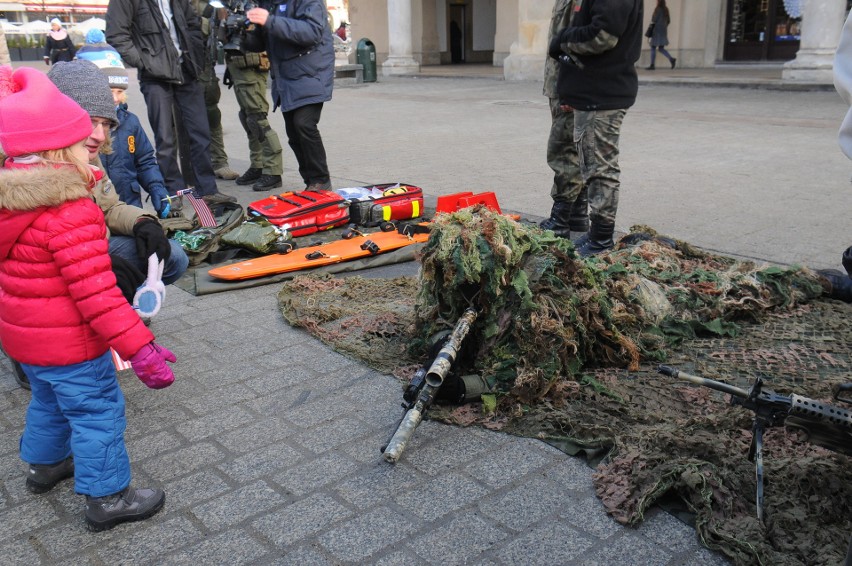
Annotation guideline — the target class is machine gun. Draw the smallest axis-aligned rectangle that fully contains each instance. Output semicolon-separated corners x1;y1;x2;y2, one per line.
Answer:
382;308;479;464
658;364;852;521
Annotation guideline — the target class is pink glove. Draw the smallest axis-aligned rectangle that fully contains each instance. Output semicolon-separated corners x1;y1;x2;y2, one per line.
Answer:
129;342;176;389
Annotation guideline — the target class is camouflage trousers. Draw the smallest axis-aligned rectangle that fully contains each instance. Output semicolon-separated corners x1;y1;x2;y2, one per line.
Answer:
573;108;626;225
546;98;583;203
548;101;626;225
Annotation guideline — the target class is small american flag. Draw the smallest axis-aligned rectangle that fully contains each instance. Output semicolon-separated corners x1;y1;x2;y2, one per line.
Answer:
111;348;133;372
167;189;218;228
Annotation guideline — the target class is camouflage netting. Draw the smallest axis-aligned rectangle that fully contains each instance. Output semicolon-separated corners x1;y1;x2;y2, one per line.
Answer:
276;208;852;566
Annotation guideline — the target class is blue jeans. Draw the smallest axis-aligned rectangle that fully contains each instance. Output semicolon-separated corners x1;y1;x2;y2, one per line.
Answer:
20;351;131;497
109;235;189;285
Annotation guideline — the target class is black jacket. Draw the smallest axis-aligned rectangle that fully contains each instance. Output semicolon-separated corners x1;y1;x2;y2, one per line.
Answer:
549;0;643;111
106;0;206;84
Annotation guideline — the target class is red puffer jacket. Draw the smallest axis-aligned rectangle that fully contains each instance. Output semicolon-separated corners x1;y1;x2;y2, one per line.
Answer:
0;161;153;365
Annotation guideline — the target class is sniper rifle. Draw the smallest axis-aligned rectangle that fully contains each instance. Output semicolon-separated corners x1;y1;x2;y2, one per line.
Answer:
382;308;479;464
658;364;852;521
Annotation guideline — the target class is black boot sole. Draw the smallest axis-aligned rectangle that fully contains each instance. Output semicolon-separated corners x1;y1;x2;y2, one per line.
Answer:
85;493;166;532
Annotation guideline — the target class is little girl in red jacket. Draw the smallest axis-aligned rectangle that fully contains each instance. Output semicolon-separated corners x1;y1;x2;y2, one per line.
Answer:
0;66;176;532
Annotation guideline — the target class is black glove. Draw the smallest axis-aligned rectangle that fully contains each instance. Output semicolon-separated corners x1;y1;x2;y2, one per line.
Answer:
110;253;146;304
133;218;171;263
549;29;566;60
223;68;233;89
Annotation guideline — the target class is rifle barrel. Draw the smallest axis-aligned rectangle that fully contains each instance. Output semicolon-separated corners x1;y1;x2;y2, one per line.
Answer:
424;308;478;387
658;365;749;398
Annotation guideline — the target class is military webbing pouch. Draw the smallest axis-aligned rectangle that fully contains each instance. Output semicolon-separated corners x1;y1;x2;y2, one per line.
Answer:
221;217;293;255
165;201;245;265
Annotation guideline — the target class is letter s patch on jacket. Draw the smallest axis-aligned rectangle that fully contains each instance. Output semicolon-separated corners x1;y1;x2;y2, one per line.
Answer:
127;135;136;154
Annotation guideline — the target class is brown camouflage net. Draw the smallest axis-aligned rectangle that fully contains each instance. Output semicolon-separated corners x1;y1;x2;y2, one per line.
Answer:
276;208;852;566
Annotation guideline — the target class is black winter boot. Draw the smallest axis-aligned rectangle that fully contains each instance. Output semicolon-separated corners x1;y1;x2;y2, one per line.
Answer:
85;486;165;532
574;221;615;257
26;456;74;494
567;188;589;233
842;246;852;277
235;167;262;186
817;269;852;303
540;200;573;238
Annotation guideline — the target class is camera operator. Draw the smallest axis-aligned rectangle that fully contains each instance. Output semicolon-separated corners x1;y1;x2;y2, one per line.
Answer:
219;0;284;191
245;0;335;192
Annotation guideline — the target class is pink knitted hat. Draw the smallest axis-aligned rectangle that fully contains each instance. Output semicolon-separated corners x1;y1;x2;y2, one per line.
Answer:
0;66;92;157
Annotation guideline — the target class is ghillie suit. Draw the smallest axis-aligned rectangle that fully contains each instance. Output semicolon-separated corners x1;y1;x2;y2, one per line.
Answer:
277;207;851;566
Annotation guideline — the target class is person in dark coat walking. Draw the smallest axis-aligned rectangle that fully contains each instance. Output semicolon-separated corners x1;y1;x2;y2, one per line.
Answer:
646;0;676;70
43;18;75;65
246;0;335;192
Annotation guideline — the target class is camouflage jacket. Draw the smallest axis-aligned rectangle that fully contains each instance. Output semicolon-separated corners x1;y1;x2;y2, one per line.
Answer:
543;0;574;100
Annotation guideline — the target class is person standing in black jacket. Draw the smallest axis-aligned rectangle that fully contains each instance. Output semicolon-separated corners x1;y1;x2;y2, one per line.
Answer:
43;18;75;65
549;0;643;256
106;0;236;205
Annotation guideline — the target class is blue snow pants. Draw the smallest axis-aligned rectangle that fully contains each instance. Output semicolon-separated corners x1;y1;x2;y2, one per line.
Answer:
19;351;131;497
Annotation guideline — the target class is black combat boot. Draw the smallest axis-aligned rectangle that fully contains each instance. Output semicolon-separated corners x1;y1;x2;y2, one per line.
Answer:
574;221;615;257
817;269;852;303
539;200;572;238
567;188;589;234
26;456;74;494
235;167;263;186
85;486;166;532
842;245;852;277
252;174;283;192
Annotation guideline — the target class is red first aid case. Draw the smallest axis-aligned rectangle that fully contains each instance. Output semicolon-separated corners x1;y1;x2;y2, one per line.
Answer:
247;189;350;237
340;183;424;227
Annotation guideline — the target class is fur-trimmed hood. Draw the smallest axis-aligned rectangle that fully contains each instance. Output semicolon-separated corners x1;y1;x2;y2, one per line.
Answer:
0;164;91;211
0;164;94;260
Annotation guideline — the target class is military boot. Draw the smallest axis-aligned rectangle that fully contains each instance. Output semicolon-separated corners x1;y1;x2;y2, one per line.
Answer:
817;269;852;303
85;486;165;532
567;187;589;234
842;245;852;277
26;456;74;494
539;200;572;238
574;221;615;257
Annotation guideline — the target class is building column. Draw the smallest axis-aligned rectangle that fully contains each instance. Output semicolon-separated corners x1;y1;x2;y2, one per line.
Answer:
502;0;550;81
383;0;420;76
782;0;846;82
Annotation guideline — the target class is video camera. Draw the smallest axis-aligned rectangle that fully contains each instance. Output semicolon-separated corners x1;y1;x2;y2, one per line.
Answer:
211;0;259;53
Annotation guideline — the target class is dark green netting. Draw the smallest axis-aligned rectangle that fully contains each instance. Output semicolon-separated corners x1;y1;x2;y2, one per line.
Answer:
276;208;851;566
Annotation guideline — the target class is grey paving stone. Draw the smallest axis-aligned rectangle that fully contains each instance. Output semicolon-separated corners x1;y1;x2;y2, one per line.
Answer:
252;493;354;548
265;544;339;566
94;516;203;564
559;494;624;540
580;530;673;566
477;475;566;531
125;429;185;461
272;451;360;496
318;506;417;563
401;421;507;477
677;546;732;565
123;404;193;438
462;439;557;488
393;472;490;521
161;529;269;565
291;416;376;455
284;395;361;428
497;520;596;565
214;416;299;454
140;441;226;479
161;468;233;511
32;518;103;561
217;442;303;483
333;459;425;509
179;383;260;415
174;405;257;442
636;507;703;555
372;550;426;566
540;457;598;493
191;480;289;531
0;498;61;542
0;537;41;564
410;510;509;564
244;364;317;395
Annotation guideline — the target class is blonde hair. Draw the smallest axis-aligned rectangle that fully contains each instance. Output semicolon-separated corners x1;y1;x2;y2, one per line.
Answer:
40;146;95;186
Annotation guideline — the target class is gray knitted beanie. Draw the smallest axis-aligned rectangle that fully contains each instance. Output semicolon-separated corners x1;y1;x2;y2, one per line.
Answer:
47;59;118;126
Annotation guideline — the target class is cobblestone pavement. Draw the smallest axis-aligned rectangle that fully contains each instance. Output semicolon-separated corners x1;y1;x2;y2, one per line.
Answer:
3;63;845;564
